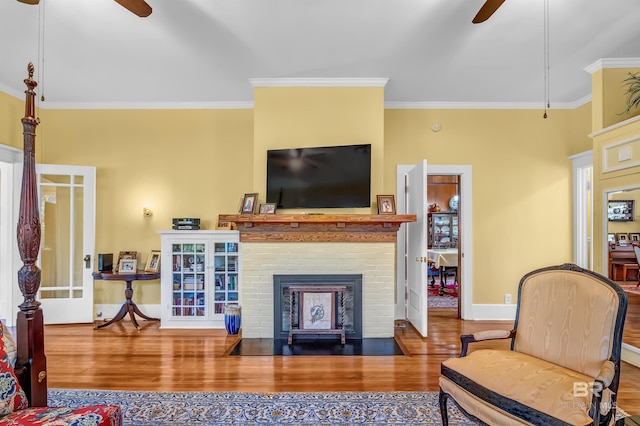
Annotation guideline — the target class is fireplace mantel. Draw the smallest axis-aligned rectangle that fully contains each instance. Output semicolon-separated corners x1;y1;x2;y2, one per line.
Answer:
218;214;416;242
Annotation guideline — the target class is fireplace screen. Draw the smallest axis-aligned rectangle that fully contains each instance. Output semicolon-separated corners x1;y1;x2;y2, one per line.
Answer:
273;274;362;340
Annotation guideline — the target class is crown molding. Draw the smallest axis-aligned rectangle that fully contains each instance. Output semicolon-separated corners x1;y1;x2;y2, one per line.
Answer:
0;82;22;100
588;114;640;139
384;98;589;110
249;78;389;87
584;58;640;74
31;101;255;110
1;86;591;110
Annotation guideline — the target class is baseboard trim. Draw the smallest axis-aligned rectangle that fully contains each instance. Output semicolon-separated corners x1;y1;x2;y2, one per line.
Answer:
470;304;517;321
94;304;161;322
622;343;640;368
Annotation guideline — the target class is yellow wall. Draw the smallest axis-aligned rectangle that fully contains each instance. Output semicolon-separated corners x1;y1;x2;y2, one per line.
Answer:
2;87;592;307
0;91;43;155
384;108;589;302
592;68;640;132
252;86;385;211
35;107;254;304
592;117;640;276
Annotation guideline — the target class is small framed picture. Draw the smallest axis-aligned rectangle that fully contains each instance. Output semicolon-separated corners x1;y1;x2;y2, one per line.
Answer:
259;203;277;214
216;220;232;230
616;233;629;245
608;233;616;244
630;233;640;242
240;193;258;214
115;251;137;272
118;259;137;274
377;195;396;215
145;250;161;272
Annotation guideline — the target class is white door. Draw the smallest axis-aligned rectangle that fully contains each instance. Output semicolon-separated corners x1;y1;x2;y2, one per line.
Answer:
406;160;428;336
570;151;593;270
35;164;96;324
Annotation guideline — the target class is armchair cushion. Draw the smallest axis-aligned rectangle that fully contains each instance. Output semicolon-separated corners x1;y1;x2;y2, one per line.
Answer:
441;349;594;425
439;264;628;426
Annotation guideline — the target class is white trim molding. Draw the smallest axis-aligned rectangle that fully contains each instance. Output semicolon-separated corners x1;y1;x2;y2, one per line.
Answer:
249;78;389;87
584;58;640;74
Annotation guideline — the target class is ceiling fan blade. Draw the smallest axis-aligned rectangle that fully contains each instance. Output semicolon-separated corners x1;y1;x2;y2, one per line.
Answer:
472;0;506;23
113;0;152;17
16;0;40;5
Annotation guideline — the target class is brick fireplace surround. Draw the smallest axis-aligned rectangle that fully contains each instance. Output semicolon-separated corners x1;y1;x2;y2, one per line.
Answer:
218;214;416;339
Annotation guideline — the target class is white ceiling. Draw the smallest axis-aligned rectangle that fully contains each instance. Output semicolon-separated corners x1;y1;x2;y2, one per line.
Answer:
1;0;640;109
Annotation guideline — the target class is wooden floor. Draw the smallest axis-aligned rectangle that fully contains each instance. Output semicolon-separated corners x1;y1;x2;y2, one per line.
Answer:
41;299;640;416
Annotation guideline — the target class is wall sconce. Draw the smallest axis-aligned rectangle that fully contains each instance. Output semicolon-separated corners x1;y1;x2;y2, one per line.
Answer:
143;207;153;218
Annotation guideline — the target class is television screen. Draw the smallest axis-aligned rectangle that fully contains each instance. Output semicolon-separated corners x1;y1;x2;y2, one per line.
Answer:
266;144;371;209
608;200;634;222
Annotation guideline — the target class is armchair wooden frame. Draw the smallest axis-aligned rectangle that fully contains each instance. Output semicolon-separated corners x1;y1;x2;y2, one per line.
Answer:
439;263;628;426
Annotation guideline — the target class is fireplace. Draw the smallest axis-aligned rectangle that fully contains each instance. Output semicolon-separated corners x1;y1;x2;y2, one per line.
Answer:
273;274;362;340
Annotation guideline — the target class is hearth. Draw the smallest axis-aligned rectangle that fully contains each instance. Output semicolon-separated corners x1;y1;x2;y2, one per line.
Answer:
273;274;362;340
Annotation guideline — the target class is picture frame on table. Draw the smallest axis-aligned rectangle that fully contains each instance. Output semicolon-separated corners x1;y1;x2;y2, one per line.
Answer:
377;195;396;215
115;251;137;272
608;233;616;244
259;203;277;214
616;233;629;245
630;233;640;243
144;250;161;272
240;193;258;214
118;259;137;274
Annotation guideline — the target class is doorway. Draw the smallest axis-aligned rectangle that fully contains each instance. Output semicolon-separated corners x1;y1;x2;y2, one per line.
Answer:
427;175;460;316
396;163;473;333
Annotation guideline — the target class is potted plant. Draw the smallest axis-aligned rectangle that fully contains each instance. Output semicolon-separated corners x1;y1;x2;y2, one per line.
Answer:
622;71;640;114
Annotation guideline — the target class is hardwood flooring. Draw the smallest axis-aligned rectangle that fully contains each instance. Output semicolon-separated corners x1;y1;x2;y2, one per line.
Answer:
41;305;640;415
622;289;640;350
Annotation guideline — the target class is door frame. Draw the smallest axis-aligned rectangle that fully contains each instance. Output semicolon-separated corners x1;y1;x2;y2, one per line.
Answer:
0;144;22;327
396;164;473;320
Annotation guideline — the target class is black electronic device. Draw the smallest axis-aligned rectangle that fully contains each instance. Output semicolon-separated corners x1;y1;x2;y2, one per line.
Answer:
266;144;371;209
97;253;113;272
172;224;201;230
172;218;201;226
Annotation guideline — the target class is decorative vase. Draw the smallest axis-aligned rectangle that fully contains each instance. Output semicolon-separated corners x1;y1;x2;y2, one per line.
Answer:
224;304;241;335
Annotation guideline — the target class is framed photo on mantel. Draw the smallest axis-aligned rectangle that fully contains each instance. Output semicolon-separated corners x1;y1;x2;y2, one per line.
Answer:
377;195;396;215
240;193;258;214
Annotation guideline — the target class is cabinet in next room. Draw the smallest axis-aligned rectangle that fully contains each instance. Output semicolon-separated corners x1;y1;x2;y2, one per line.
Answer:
428;212;458;248
158;230;240;328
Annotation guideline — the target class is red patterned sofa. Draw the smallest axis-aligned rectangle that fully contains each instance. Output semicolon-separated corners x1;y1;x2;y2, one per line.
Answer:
0;322;122;425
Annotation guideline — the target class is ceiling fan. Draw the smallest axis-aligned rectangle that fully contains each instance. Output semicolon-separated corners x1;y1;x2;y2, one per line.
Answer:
17;0;152;17
473;0;506;23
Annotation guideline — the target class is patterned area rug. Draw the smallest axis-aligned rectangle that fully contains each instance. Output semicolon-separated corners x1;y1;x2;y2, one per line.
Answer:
47;389;478;425
621;284;640;295
428;282;458;309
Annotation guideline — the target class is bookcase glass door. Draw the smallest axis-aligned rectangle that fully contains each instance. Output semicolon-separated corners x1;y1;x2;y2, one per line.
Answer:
171;242;206;317
213;242;239;314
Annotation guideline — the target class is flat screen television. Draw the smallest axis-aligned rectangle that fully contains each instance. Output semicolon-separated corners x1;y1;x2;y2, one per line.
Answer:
266;144;371;209
608;200;634;221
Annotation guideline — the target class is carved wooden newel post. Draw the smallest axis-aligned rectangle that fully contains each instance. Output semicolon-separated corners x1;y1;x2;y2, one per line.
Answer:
16;63;47;407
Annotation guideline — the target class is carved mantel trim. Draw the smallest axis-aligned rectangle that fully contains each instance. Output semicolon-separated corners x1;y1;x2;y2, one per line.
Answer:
217;214;417;242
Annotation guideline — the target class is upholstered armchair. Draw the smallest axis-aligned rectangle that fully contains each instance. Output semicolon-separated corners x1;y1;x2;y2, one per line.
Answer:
439;264;628;426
